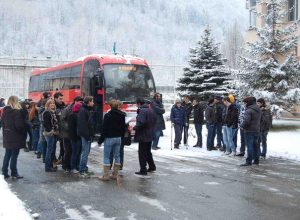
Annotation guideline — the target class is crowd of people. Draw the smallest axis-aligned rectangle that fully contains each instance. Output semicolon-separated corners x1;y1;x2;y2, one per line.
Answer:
0;91;273;181
0;92;167;180
170;94;273;166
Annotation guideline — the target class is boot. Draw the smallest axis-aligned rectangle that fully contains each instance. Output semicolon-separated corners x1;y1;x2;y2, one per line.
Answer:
110;164;121;180
98;165;110;181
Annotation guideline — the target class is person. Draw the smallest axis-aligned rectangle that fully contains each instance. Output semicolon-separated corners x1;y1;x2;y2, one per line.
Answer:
77;96;95;177
236;103;246;156
192;99;204;148
205;97;217;151
214;95;225;151
151;93;166;150
37;92;51;108
222;97;239;156
134;98;157;176
182;96;193;146
60;96;83;172
29;102;40;154
99;99;126;181
229;95;241;150
43;99;59;172
257;98;272;159
109;100;127;170
54;92;66;165
0;97;5;107
240;97;262;166
20;101;32;152
1;96;26;179
37;98;48;160
170;99;186;149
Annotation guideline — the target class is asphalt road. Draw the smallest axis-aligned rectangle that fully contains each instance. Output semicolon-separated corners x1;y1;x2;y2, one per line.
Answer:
1;138;300;220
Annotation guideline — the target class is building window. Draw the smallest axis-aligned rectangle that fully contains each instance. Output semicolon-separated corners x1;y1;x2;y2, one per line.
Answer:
288;0;298;21
249;9;257;27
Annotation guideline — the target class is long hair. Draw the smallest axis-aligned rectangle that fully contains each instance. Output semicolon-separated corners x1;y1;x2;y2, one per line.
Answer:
45;99;56;111
29;102;38;121
7;96;21;110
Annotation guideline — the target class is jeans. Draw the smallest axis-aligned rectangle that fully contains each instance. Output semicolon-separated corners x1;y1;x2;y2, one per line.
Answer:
183;124;189;145
63;138;72;170
138;142;156;173
152;130;162;148
70;139;81;170
194;123;202;146
206;123;216;148
245;132;260;165
258;131;268;157
110;143;124;168
45;135;55;170
32;127;40;152
174;124;183;145
214;122;223;147
79;137;91;173
239;128;246;154
2;149;20;176
223;126;236;153
103;137;121;166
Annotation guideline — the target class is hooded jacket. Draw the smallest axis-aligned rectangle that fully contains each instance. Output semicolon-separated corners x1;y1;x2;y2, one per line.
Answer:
260;105;272;132
2;106;26;149
241;102;262;132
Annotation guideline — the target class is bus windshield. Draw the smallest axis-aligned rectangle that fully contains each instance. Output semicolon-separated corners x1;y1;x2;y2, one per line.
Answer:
103;64;155;103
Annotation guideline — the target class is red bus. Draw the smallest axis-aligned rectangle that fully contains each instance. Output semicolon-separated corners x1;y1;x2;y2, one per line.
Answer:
28;54;156;133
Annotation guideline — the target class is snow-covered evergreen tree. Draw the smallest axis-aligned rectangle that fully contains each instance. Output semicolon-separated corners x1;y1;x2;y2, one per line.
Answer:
176;26;232;99
239;0;300;107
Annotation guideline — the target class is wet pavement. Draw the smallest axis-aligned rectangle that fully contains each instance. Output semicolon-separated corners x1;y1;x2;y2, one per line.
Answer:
1;138;300;220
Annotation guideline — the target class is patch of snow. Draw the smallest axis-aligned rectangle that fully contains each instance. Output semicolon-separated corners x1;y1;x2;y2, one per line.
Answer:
137;196;167;212
0;175;32;220
178;185;185;189
204;182;220;185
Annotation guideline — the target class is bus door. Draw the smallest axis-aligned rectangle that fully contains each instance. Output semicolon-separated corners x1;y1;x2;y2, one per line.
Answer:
83;59;104;135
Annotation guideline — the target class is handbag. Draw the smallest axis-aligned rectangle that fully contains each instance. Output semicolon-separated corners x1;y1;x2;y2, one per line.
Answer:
123;129;131;146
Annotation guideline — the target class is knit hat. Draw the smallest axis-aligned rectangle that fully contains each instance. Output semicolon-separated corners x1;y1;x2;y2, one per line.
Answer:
228;94;235;103
72;102;82;113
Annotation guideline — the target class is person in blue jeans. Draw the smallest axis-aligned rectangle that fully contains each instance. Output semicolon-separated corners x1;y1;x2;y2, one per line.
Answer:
42;99;59;172
240;97;262;166
77;96;94;178
222;97;239;156
1;96;26;179
170;100;186;149
29;102;40;153
99;99;126;181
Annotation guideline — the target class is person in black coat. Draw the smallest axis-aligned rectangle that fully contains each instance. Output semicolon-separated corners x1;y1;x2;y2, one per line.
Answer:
192;99;205;148
182;96;193;146
134;98;157;176
170;99;186;149
99;99;126;181
1;96;26;179
77;96;94;177
151;93;165;150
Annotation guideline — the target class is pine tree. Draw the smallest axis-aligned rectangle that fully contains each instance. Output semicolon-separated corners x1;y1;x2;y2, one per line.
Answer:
239;0;300;107
176;26;232;99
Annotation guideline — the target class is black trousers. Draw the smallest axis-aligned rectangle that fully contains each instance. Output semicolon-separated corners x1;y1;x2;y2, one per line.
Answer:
138;142;156;173
63;138;72;170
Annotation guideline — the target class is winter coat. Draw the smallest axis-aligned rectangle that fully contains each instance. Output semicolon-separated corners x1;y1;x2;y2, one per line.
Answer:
2;106;26;149
241;103;262;133
170;105;186;126
59;104;72;139
151;99;166;131
215;102;225;123
102;109;126;138
224;104;239;128
260;106;272;132
193;103;204;124
182;101;193;125
77;103;94;140
42;110;59;135
205;104;216;125
134;104;157;142
30;114;40;129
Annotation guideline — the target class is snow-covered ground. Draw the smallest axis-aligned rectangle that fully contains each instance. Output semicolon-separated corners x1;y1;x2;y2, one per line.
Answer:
0;176;32;219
